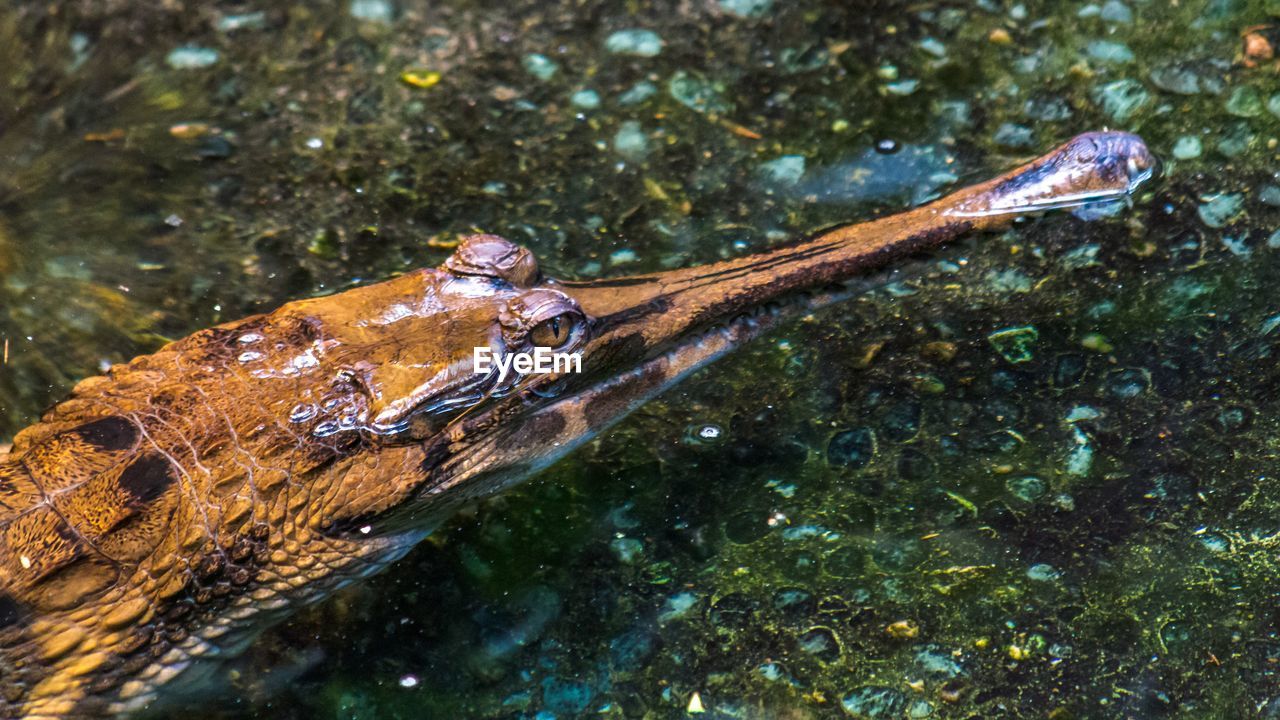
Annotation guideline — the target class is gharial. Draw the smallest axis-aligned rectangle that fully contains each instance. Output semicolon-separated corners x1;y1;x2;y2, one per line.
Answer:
0;131;1154;718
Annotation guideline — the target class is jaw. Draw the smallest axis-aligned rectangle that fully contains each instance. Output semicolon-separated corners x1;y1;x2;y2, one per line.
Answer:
417;130;1156;503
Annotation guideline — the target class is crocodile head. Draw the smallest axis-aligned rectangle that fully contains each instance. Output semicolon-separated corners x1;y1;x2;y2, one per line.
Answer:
0;131;1154;718
303;130;1157;538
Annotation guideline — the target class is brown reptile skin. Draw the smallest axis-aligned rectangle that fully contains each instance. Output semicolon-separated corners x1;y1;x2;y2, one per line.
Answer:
0;131;1154;718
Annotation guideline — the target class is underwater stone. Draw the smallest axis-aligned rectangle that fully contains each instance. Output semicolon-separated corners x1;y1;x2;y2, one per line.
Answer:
609;627;657;670
827;428;876;468
541;677;593;715
1105;367;1151;399
987;325;1039;363
1087;40;1134;64
897;448;935;480
610;537;643;563
1090;79;1151;122
758;156;806;187
605;29;664;57
618;81;657;105
1171;136;1202;159
1053;353;1087;388
1261;185;1280;206
797;627;840;661
668;71;730;114
717;0;774;18
658;592;698;623
522;53;559;81
1023;95;1073;121
1225;86;1265;117
993;123;1035;149
842;686;908;718
885;79;920;96
1006;476;1046;503
1150;62;1224;95
1026;563;1060;582
913;645;965;678
773;588;816;619
348;0;395;22
1269;93;1280;119
881;400;922;442
1197;192;1244;228
709;593;759;630
825;545;869;579
1217;121;1255;157
613;121;649;161
1101;0;1134;22
166;45;219;69
570;89;600;109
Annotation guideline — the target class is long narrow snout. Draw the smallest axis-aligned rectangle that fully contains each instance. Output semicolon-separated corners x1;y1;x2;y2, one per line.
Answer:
561;131;1155;370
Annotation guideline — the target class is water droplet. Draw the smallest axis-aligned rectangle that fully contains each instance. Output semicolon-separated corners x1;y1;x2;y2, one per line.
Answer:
697;424;722;440
238;351;264;363
238;332;263;344
875;138;899;154
398;674;419;688
289;403;317;423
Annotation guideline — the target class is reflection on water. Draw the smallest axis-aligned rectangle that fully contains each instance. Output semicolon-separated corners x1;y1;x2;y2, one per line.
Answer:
3;0;1280;717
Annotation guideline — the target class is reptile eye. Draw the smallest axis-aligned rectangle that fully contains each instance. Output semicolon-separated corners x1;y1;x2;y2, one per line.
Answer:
529;313;576;348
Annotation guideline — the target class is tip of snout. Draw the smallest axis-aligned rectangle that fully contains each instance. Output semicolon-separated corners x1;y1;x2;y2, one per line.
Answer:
946;130;1156;218
1067;130;1158;191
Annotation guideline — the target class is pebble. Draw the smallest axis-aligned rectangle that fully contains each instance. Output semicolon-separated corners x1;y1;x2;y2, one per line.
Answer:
1197;192;1244;228
668;71;730;114
1087;40;1134;64
1172;135;1202;159
1090;79;1151;122
1024;96;1072;121
570;89;600;109
610;537;643;563
612;121;649;161
658;592;698;623
348;0;394;22
1261;185;1280;206
522;53;559;81
1101;0;1134;22
605;29;664;57
166;45;219;70
993;123;1035;149
610;248;638;265
1027;563;1060;582
1225;86;1265;117
541;677;593;715
216;12;267;31
758;155;806;186
842;686;907;718
1006;475;1046;502
1150;61;1227;95
827;428;876;468
884;79;920;96
717;0;774;18
987;325;1039;364
618;81;657;105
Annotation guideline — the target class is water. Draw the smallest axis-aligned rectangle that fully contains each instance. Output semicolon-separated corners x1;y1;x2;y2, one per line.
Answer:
3;0;1280;717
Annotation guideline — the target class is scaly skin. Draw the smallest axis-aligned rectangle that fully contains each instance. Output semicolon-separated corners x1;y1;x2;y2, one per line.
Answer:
0;132;1154;718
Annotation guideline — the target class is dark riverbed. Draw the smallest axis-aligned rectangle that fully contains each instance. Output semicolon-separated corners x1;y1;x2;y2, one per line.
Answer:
4;0;1280;717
